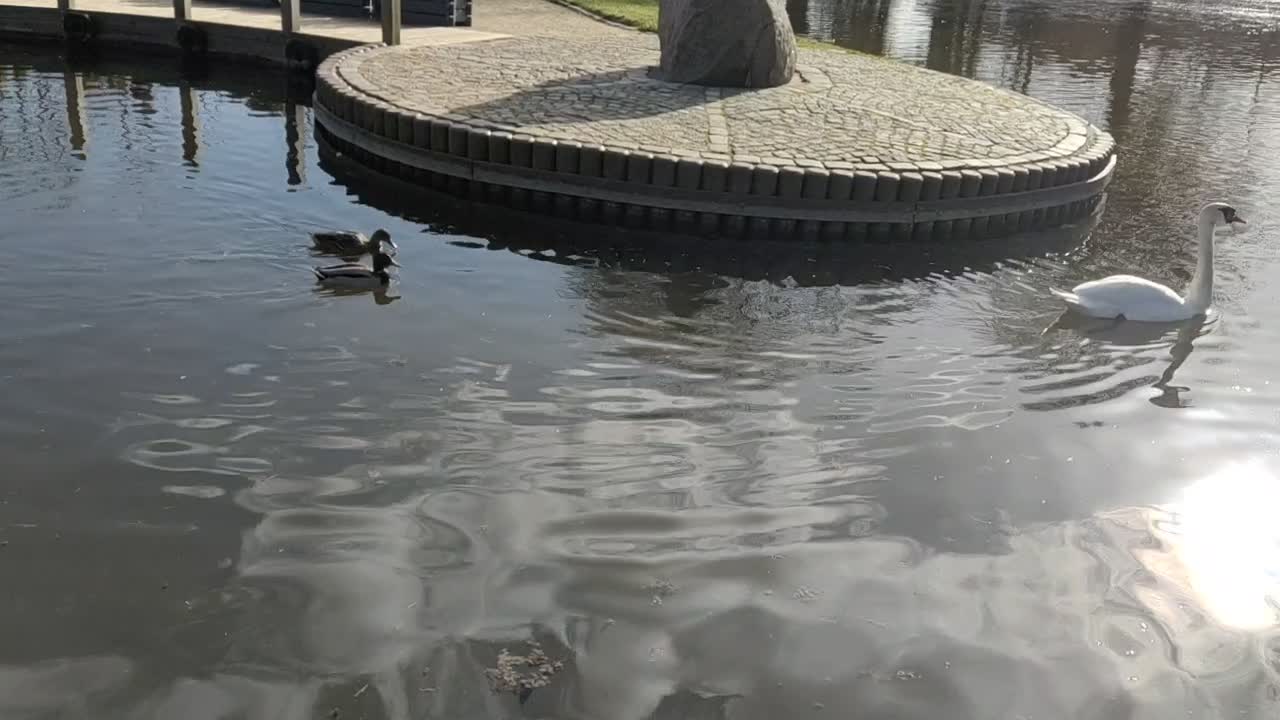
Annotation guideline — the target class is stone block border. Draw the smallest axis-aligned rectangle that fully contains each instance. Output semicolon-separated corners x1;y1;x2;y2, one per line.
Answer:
314;44;1117;241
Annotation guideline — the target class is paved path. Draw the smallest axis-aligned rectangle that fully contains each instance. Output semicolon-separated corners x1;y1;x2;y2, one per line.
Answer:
340;34;1093;172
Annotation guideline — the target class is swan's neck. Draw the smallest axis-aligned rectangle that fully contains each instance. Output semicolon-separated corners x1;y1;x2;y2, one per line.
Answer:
1185;216;1215;312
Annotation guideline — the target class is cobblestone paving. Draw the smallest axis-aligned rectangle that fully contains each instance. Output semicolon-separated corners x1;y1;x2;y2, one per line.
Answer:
342;15;1094;172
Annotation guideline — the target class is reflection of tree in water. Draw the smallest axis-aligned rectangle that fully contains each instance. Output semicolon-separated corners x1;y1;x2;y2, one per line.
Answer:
813;0;1275;76
1106;0;1151;137
806;0;894;53
1001;1;1043;94
925;0;988;78
1091;58;1228;285
786;0;809;36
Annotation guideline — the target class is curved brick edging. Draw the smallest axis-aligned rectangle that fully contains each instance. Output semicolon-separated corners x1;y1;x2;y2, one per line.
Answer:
314;42;1118;241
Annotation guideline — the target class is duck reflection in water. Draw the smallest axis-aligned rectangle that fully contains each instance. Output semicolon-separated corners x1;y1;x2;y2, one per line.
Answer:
1045;309;1211;408
313;284;401;305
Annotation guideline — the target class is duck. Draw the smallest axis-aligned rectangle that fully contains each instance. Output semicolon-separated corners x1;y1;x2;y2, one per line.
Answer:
311;228;397;256
1050;202;1246;322
313;245;400;288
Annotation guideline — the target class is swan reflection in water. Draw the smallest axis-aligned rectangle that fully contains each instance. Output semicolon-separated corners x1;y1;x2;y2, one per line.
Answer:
1148;316;1210;408
1044;309;1212;408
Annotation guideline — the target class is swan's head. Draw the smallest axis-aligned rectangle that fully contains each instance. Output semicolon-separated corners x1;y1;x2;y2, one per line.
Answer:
1203;203;1247;231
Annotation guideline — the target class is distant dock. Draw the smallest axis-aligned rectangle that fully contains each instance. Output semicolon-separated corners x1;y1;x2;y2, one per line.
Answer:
0;0;504;66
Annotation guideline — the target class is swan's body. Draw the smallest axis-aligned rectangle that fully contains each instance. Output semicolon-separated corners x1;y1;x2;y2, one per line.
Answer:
313;246;399;288
1051;202;1245;322
1050;275;1192;322
311;228;396;256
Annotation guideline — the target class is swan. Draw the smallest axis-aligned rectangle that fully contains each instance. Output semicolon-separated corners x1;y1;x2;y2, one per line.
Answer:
313;244;400;288
1051;202;1246;322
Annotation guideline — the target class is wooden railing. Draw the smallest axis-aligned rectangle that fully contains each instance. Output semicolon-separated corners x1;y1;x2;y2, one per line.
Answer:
53;0;406;45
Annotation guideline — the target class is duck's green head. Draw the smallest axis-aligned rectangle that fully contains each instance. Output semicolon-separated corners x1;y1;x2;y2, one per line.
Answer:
371;229;397;251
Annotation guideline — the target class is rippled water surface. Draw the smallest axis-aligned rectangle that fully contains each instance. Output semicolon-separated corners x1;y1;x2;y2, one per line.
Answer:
4;0;1280;714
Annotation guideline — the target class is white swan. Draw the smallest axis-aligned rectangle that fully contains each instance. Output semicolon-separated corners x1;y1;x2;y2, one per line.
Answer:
1051;202;1246;322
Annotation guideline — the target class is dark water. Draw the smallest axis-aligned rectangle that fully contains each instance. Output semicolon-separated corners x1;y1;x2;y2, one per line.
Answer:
3;0;1280;714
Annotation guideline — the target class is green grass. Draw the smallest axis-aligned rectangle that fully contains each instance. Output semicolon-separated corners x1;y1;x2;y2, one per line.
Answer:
797;37;857;53
554;0;860;54
558;0;660;31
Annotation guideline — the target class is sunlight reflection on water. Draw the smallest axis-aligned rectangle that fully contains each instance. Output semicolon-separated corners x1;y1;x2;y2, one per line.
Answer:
1153;459;1280;632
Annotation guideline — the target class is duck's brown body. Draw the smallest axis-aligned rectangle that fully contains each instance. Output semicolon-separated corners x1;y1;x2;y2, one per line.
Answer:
311;228;396;256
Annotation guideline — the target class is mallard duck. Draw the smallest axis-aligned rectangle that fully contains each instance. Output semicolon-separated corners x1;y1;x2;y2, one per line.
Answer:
311;228;396;256
1050;202;1246;322
313;245;400;288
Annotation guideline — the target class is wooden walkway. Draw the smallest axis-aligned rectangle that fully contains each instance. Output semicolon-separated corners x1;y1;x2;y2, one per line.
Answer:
0;0;505;46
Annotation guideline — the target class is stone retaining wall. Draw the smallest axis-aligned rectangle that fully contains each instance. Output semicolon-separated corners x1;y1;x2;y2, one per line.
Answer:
314;44;1116;242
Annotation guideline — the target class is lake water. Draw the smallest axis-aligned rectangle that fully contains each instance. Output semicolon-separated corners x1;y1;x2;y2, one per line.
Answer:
3;0;1280;715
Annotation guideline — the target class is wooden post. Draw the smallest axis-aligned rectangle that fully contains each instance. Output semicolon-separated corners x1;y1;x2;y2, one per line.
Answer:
173;0;190;21
280;0;299;34
381;0;400;46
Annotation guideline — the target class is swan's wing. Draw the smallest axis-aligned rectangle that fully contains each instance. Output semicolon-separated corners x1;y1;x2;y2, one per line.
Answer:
1068;275;1185;319
1072;275;1183;302
1051;288;1108;319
